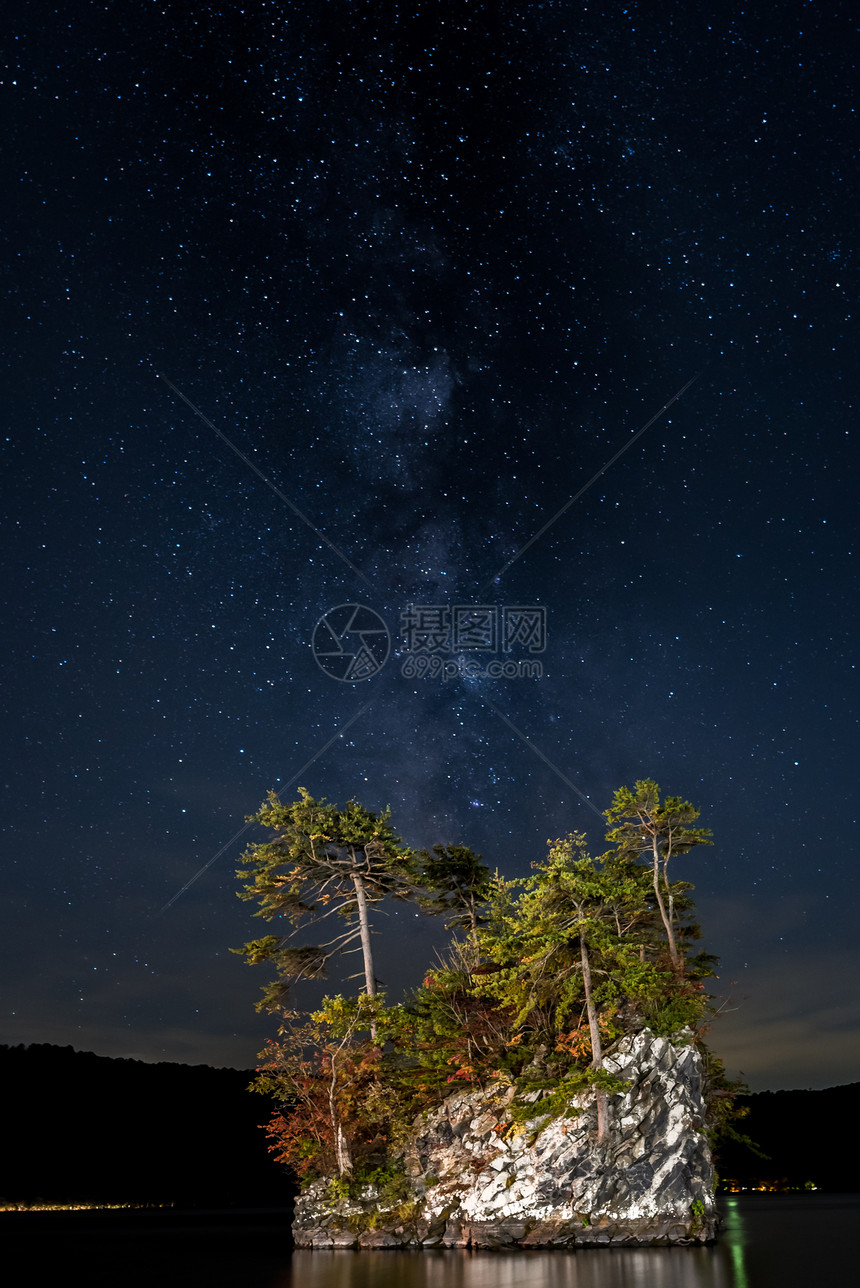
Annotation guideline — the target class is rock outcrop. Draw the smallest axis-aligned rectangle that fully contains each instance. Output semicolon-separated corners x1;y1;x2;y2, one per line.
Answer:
293;1029;718;1248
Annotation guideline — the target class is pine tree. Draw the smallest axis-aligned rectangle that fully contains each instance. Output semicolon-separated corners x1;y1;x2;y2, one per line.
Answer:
407;843;494;955
234;787;412;1018
604;780;713;974
480;835;651;1141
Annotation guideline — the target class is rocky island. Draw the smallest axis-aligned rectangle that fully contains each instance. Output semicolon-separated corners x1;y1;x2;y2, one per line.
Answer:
236;781;734;1248
294;1029;717;1247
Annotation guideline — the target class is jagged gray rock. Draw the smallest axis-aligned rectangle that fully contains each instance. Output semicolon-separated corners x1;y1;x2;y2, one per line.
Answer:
293;1029;718;1248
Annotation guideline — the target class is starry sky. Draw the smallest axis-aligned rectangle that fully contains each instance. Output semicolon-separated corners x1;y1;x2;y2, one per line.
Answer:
3;1;858;1092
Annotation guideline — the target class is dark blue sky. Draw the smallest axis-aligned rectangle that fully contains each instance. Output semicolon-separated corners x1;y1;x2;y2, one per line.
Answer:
3;0;858;1090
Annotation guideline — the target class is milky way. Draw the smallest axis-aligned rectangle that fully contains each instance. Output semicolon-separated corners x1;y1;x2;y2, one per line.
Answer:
3;1;858;1088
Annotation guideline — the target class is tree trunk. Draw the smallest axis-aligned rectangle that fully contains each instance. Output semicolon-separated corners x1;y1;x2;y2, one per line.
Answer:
651;836;681;971
329;1049;353;1177
467;896;482;964
351;871;378;1037
335;1122;352;1177
580;934;608;1143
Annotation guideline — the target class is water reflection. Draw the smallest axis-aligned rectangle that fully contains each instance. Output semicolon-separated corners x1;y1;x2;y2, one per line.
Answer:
286;1196;860;1288
15;1196;859;1287
720;1198;749;1288
288;1243;745;1288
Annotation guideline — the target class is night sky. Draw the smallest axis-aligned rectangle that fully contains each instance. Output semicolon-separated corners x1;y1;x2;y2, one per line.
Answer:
4;1;858;1092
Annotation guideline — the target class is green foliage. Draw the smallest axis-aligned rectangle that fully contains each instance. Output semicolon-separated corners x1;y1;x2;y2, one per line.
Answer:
476;835;642;1042
508;1066;628;1126
406;843;495;947
374;940;521;1108
604;780;713;972
235;787;414;1009
604;780;713;862
323;1162;412;1208
323;1174;354;1205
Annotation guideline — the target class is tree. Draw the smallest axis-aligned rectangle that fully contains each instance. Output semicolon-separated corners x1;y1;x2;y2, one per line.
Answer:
234;787;412;1021
604;780;713;974
480;835;651;1142
407;843;495;955
237;782;722;1187
379;933;517;1102
235;788;414;1177
255;996;383;1180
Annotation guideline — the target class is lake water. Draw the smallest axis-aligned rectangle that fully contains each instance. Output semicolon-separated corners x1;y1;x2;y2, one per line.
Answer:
6;1195;858;1287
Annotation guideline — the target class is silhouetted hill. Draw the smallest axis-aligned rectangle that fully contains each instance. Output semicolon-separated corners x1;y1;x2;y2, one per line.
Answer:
0;1043;295;1207
4;1043;856;1203
717;1082;860;1191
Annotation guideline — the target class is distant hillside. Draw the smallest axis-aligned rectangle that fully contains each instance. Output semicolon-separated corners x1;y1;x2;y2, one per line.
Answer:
3;1043;856;1203
0;1043;295;1207
717;1082;860;1191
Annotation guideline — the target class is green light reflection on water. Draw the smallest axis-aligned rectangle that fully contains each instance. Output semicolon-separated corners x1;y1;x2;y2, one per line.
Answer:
722;1198;749;1288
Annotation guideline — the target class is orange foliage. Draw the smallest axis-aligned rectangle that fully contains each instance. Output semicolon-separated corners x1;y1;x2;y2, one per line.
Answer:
555;1027;592;1061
